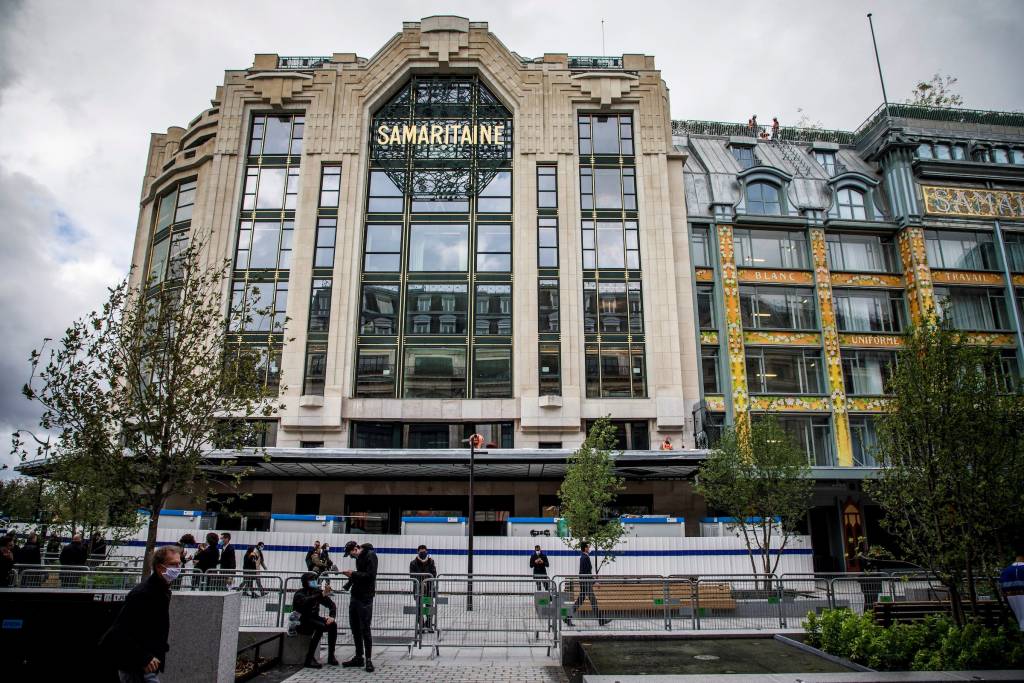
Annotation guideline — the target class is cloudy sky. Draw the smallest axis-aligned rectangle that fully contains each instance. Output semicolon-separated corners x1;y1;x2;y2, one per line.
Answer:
0;0;1022;475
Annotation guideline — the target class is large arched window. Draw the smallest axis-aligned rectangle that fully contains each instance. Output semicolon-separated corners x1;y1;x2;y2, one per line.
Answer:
835;187;867;220
746;181;781;215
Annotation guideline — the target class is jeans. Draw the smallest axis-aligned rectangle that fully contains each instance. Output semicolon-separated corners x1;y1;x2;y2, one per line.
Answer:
118;672;159;683
349;596;374;659
303;616;338;663
572;580;602;620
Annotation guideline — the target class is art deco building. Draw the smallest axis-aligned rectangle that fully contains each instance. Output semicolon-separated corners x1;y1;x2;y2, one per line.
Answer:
125;16;1024;570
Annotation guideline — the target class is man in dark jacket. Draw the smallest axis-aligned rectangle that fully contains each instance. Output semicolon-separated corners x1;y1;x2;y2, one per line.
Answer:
193;532;220;572
341;540;378;672
100;545;181;681
530;545;550;591
409;544;437;631
59;533;89;588
218;533;236;570
15;532;42;566
565;542;609;627
292;572;339;668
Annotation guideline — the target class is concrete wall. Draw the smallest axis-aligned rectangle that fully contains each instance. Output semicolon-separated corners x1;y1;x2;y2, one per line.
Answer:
164;591;240;683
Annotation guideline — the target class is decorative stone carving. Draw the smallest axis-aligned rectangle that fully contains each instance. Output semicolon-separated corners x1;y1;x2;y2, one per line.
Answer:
244;72;314;106
571;72;639;106
419;15;470;64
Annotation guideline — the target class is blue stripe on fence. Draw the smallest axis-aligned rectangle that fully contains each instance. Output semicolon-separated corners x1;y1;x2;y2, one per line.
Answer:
125;539;811;557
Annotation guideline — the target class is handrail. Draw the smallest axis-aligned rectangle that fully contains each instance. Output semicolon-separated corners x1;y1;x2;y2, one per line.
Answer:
276;56;331;70
854;102;1024;139
672;120;855;145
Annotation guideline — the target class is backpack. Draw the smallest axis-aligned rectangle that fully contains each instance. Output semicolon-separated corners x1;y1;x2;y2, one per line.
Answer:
287;610;301;637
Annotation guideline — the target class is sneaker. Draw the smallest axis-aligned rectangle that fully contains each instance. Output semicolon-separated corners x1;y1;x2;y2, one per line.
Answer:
365;660;375;673
563;618;574;627
599;619;612;626
342;656;365;668
304;660;322;669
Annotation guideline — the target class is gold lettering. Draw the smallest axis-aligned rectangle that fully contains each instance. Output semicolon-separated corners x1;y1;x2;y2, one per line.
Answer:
417;125;430;145
402;125;418;144
493;124;505;145
388;126;401;145
376;126;390;145
479;125;492;145
923;185;1024;219
430;124;443;145
460;126;473;144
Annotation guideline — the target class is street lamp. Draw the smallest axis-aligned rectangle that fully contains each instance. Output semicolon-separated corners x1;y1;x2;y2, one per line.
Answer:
462;433;486;610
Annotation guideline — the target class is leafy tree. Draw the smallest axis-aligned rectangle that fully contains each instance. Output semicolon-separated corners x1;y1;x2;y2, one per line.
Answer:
907;74;964;108
866;321;1024;625
695;416;814;578
558;417;626;574
15;242;279;576
795;107;823;130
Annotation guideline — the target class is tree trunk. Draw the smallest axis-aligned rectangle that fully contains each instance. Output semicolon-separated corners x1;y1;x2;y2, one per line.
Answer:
142;500;164;579
947;580;964;627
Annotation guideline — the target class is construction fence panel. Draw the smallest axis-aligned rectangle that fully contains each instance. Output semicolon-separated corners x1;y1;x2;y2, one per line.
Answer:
427;576;556;653
690;574;782;630
829;575;895;615
555;576;686;633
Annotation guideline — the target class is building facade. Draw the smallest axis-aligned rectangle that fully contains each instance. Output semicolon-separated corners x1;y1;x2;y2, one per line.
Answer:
128;16;1024;570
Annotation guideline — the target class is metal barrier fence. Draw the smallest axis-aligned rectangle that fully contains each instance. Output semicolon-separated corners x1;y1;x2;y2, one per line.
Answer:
427;576;556;654
5;568;999;649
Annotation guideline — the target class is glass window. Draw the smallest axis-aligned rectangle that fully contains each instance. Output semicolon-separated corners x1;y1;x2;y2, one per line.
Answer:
585;347;646;398
235;220;292;270
814;152;837;175
842;350;896;395
835;187;868;220
411;169;469;212
303;344;327;396
367;171;404;212
1006;232;1024;273
745;181;782;215
538;217;558;268
473;347;512;398
174;181;196;223
537;165;557;209
248;167;299;211
167;232;189;280
538;279;560;333
539;344;561;396
582;220;640;270
826;233;899;272
403;347;467;398
408;223;468;271
691;225;712;268
916;143;933;159
732;146;756;170
925;229;999;270
359;284;399;335
746;348;824;394
314;218;336;269
405;283;468;335
934;143;952;160
476;223;511;272
734;228;808;269
697;284;716;328
149;237;170;284
250;114;303;156
478;171;511;213
355;348;397;398
156;191;177;233
308;278;333;333
364;223;402;272
578;114;633;156
231;280;288;332
583;281;644;334
1012;149;1024;165
319;166;341;207
849;415;878;467
952;144;967;160
763;414;835;466
934;286;1010;331
739;286;817;330
833;289;906;333
701;346;720;394
992;147;1010;164
580;167;636;211
474;284;512;335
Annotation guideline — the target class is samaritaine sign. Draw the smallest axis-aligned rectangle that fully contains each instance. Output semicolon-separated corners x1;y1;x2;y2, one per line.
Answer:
922;185;1024;220
375;123;507;146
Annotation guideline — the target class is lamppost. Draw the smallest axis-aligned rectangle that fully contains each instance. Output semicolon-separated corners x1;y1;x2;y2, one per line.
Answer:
463;433;486;610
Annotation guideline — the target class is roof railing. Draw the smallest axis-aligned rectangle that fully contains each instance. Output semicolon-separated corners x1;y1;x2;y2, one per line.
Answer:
567;55;623;70
854;102;1024;138
277;56;332;70
672;120;855;145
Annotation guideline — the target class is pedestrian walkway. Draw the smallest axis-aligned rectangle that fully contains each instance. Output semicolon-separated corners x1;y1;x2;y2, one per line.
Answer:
282;645;567;682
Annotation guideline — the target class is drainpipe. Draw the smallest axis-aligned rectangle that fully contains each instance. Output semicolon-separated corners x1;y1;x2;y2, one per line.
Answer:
988;182;1024;364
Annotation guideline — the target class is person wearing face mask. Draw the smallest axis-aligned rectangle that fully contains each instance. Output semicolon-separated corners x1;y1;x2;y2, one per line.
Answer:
292;572;339;669
530;545;550;591
409;544;437;632
100;545;182;682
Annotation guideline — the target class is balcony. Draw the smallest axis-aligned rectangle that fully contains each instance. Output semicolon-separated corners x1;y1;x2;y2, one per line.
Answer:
567;55;624;71
277;55;331;69
672;120;855;145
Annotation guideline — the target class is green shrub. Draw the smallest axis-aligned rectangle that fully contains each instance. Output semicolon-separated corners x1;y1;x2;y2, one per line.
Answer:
804;608;1024;671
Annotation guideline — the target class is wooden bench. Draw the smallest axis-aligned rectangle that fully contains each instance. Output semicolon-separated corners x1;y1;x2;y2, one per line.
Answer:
567;580;737;613
872;600;1004;628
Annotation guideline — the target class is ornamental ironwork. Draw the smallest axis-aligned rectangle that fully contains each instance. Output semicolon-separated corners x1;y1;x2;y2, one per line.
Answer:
370;76;513;199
